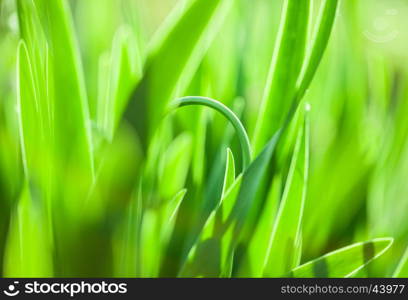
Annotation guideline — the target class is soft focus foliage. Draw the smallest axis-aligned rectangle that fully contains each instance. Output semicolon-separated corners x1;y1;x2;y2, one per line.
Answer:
0;0;407;277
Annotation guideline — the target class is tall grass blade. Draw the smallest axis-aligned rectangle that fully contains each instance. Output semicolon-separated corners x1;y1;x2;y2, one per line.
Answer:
253;0;310;153
296;0;339;99
33;0;94;177
15;40;39;179
263;107;309;277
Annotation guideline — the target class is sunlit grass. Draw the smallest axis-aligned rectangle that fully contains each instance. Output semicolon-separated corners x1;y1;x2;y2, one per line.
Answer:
0;0;407;278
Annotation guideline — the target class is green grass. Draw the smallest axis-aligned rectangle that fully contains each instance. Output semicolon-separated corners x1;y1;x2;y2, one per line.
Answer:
0;0;407;278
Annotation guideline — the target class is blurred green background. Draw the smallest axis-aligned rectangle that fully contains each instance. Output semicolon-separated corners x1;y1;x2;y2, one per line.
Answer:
0;0;408;277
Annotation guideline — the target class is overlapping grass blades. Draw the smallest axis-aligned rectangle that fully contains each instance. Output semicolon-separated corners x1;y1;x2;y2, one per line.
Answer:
163;96;250;276
253;0;338;153
181;130;281;277
6;40;54;277
1;0;403;279
15;2;53;196
25;0;94;177
169;96;252;169
290;238;393;278
235;105;308;277
125;0;232;148
96;26;142;142
120;1;234;274
252;0;310;153
15;0;104;276
180;149;240;277
263;106;309;277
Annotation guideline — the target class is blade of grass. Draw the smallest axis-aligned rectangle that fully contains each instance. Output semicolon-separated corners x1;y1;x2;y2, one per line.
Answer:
97;26;142;141
181;130;281;277
140;188;187;277
15;1;54;196
74;0;124;119
124;0;232;149
34;0;95;177
169;96;252;169
393;247;408;277
263;106;310;277
159;133;192;199
16;39;55;227
252;0;310;154
15;40;38;180
296;0;339;99
203;98;245;212
223;148;236;194
290;238;393;278
3;183;53;277
16;0;47;99
180;150;241;277
160;96;250;276
235;174;281;277
161;189;188;247
253;0;338;154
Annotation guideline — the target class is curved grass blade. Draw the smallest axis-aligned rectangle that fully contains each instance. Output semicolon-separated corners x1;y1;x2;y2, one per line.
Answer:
263;107;310;277
289;238;393;278
203;98;245;213
162;97;250;276
394;246;408;277
169;96;252;169
125;0;232;148
253;0;310;154
3;183;53;277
